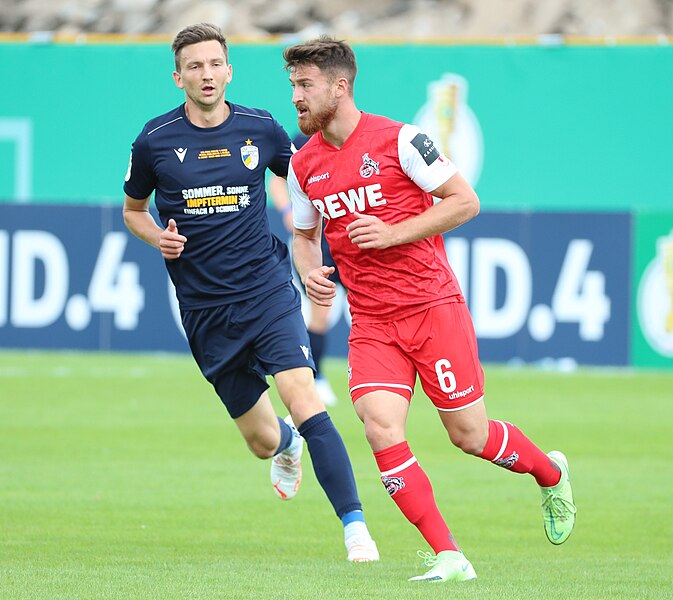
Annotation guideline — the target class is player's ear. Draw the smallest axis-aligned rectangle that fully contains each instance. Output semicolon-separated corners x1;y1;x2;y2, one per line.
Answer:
226;63;233;84
173;70;184;90
335;76;349;98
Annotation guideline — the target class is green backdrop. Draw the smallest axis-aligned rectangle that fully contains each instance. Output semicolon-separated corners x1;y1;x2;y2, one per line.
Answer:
0;41;671;210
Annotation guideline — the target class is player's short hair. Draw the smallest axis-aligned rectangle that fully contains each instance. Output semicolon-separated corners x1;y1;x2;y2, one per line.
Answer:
171;23;228;72
283;36;357;94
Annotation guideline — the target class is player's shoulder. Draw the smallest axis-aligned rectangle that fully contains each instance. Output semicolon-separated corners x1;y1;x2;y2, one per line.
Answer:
230;102;276;123
362;112;405;135
289;133;320;170
138;105;185;138
362;114;429;154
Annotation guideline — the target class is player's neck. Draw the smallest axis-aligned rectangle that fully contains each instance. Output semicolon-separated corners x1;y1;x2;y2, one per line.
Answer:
184;99;230;128
322;105;362;149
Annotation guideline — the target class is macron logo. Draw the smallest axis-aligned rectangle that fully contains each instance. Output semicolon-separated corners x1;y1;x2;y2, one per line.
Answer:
300;345;310;360
308;172;330;184
174;148;187;163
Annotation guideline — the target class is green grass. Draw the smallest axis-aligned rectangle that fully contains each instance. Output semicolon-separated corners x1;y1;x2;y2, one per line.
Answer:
1;351;672;599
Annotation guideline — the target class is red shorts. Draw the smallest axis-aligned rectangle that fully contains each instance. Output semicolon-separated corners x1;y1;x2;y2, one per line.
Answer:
348;301;484;411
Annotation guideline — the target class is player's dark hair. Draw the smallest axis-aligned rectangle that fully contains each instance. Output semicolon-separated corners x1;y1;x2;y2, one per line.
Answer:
171;23;228;72
283;36;357;94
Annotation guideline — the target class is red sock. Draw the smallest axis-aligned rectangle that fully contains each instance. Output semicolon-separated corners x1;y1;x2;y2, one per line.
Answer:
479;420;561;487
374;441;459;553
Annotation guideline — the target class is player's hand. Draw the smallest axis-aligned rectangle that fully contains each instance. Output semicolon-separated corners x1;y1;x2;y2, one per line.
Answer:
346;211;397;249
304;266;336;306
159;219;187;260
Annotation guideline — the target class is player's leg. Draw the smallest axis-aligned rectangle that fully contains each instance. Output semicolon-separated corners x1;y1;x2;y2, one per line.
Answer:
305;234;340;406
259;284;377;561
438;403;576;544
231;389;285;458
307;302;338;406
210;367;305;500
273;366;378;561
349;321;475;582
418;302;576;545
230;389;303;501
181;301;304;496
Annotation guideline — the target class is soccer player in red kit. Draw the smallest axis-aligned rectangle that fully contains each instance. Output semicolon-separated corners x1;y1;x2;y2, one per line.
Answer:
284;37;576;582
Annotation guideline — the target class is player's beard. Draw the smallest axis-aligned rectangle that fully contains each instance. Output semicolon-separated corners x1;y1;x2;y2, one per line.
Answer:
297;95;338;136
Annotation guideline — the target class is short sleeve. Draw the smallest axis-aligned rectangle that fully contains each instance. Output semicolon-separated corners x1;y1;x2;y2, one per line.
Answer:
288;159;321;229
123;131;157;200
268;119;293;178
398;124;458;193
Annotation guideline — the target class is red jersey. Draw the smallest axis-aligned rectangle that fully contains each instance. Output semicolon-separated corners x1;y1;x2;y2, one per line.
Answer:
288;112;464;322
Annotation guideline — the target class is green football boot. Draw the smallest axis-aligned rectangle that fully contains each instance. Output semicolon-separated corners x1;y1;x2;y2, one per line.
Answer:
540;450;577;545
408;550;477;582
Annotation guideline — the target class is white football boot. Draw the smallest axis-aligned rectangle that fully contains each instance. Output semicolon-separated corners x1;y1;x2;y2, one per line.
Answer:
270;415;303;500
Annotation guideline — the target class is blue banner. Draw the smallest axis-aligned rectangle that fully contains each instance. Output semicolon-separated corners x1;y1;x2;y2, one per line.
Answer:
0;204;188;352
0;205;630;366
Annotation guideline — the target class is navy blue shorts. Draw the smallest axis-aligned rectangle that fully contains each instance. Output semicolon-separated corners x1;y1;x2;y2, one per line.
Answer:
181;282;316;419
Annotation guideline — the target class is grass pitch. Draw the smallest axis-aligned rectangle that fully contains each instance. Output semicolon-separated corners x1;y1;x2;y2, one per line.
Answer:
1;351;672;599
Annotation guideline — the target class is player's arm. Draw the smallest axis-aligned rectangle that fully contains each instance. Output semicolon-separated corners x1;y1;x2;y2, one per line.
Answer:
347;124;479;249
287;161;336;306
293;223;336;306
346;172;479;250
123;194;187;260
268;175;294;233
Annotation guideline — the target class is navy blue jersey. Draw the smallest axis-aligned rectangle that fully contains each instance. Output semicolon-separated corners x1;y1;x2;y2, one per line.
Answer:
124;102;294;309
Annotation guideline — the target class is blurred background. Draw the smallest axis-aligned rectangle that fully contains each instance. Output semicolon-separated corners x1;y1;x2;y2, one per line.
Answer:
1;0;672;370
3;0;673;36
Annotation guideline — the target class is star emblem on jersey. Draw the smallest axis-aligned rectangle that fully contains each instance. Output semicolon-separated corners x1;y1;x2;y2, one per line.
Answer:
173;147;187;163
359;153;380;178
240;143;259;170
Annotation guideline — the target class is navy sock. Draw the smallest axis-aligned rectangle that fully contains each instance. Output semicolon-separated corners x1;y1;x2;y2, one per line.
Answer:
308;330;325;377
298;411;362;518
274;416;294;455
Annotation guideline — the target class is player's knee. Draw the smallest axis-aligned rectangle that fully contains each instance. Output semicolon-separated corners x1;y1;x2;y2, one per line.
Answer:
364;420;403;451
449;428;488;456
245;436;278;459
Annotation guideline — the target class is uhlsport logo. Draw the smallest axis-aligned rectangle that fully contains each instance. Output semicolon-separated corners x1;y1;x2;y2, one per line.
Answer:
412;73;483;187
637;228;673;356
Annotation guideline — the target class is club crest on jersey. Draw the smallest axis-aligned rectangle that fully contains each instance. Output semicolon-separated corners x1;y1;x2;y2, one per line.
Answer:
240;141;259;170
359;153;380;178
381;475;405;496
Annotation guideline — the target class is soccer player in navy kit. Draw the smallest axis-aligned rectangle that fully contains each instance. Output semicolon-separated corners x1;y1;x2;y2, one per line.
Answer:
122;23;378;562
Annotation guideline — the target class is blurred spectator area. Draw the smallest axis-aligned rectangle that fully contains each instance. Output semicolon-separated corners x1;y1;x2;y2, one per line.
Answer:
1;0;673;38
